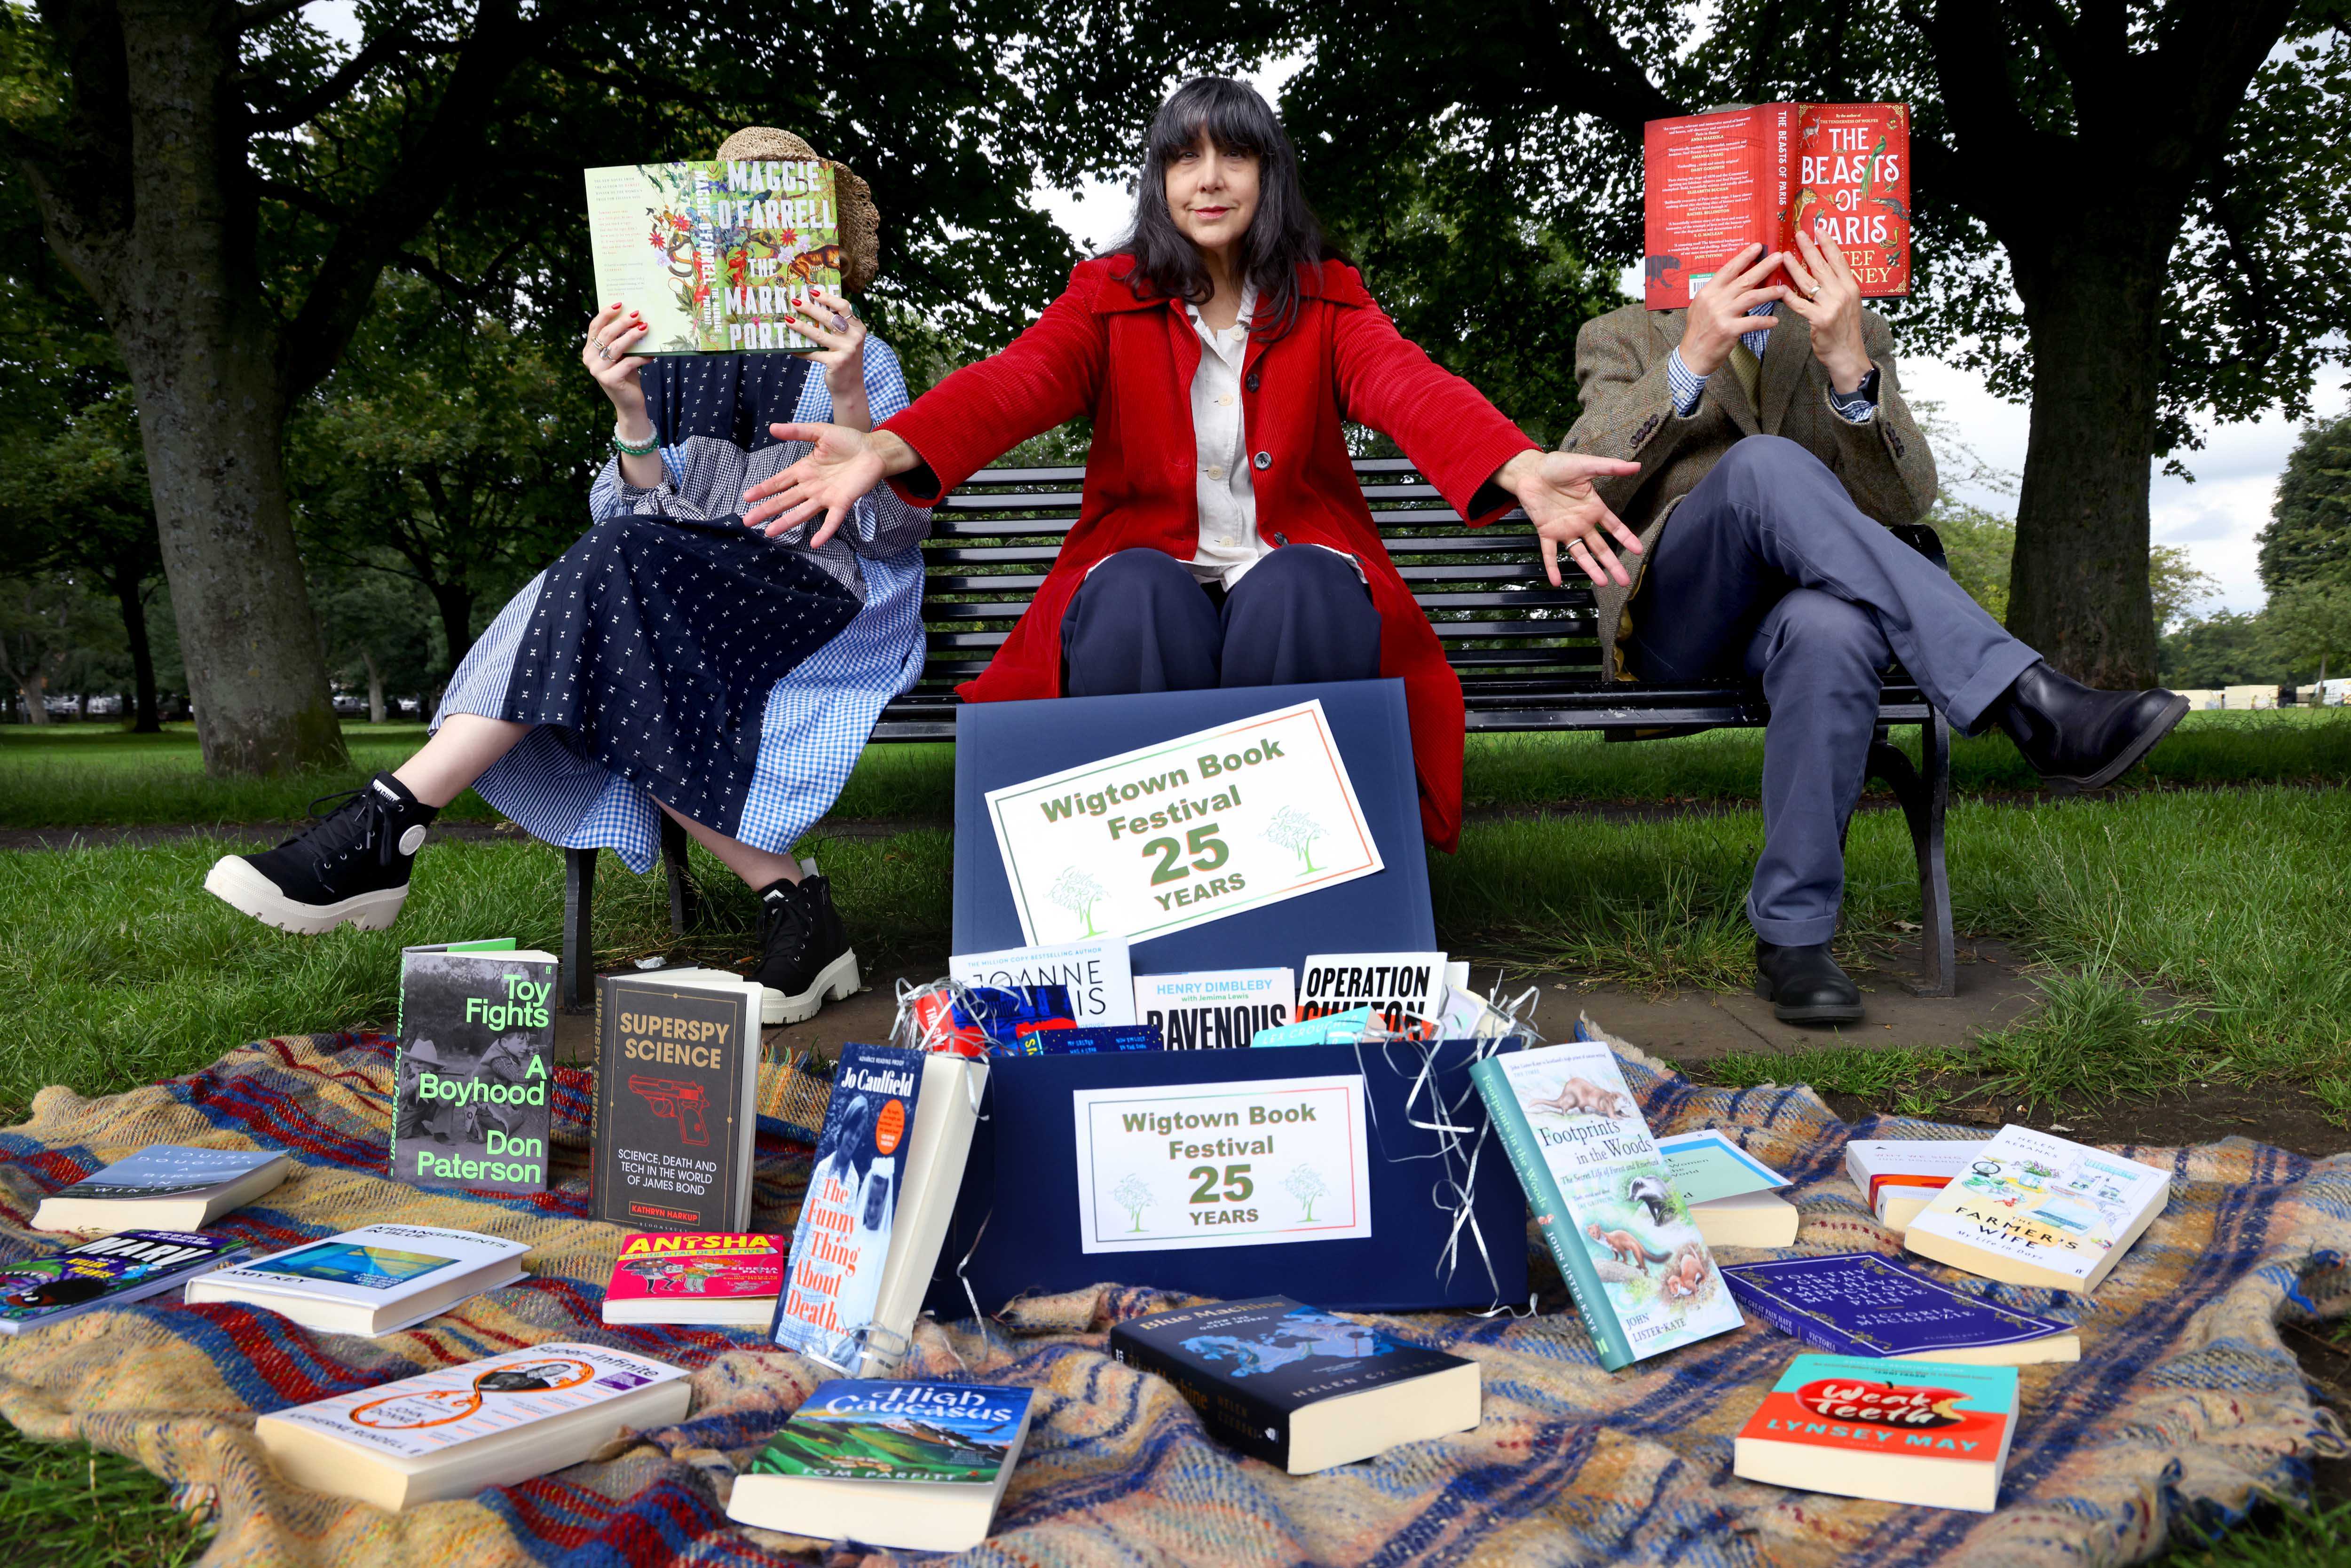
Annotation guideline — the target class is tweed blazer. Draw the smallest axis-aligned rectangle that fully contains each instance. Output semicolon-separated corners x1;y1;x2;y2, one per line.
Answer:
1560;302;1938;678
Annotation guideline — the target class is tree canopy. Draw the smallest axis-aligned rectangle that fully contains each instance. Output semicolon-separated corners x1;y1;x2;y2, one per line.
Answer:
2258;411;2351;592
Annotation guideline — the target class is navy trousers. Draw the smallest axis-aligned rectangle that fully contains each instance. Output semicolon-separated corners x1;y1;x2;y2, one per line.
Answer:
1061;546;1384;696
1627;435;2041;946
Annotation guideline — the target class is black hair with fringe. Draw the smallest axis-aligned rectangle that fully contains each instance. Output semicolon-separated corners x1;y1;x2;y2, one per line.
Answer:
1111;76;1336;337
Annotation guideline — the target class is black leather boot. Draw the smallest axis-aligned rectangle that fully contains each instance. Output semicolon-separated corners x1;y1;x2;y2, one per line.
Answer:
1993;660;2189;789
1754;939;1863;1025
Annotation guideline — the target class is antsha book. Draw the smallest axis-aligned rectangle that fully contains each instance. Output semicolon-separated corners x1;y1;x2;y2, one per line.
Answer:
1471;1041;1743;1369
585;159;841;354
602;1232;783;1326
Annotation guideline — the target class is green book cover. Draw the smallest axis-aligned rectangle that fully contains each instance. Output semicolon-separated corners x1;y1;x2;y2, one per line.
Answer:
746;1380;1034;1484
584;160;842;355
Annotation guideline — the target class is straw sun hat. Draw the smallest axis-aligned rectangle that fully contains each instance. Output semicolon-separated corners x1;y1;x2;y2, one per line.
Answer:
714;126;880;292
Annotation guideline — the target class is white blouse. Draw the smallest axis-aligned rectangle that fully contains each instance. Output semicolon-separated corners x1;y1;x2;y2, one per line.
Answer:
1184;285;1266;588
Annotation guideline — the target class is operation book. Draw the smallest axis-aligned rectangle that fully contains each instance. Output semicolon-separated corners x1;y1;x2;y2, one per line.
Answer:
257;1341;691;1511
393;941;557;1195
1297;952;1447;1040
0;1230;247;1333
184;1222;529;1337
1721;1254;2079;1365
726;1379;1036;1551
603;1232;783;1326
1470;1041;1744;1369
1108;1296;1479;1473
591;972;763;1235
1733;1354;2017;1512
33;1145;289;1233
584;159;841;354
1643;102;1910;309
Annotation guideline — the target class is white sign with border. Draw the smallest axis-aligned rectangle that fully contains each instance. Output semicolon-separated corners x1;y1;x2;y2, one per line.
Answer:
983;699;1384;947
1072;1072;1373;1254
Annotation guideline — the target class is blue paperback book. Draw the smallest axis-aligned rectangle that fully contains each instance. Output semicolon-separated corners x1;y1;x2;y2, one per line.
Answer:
773;1043;927;1372
1720;1254;2079;1365
997;1024;1162;1058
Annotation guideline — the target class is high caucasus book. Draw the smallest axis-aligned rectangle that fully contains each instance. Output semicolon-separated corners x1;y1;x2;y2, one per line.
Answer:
391;941;557;1196
1471;1042;1743;1369
1643;103;1911;309
584;159;841;354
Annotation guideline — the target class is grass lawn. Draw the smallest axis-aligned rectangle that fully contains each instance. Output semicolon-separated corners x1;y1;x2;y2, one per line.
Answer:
1;712;2346;1565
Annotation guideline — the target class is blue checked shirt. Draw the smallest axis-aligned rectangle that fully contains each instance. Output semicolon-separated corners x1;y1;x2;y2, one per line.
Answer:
1665;302;1878;424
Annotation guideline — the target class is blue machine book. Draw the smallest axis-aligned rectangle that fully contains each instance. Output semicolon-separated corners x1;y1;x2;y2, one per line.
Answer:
1107;1295;1482;1473
1720;1254;2080;1365
0;1230;247;1333
999;1024;1161;1057
773;1043;926;1372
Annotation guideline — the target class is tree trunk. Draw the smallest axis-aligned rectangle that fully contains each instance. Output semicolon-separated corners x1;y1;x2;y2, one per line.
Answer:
113;574;161;732
362;648;387;724
429;580;478;675
61;1;347;777
17;675;49;725
2001;209;2175;689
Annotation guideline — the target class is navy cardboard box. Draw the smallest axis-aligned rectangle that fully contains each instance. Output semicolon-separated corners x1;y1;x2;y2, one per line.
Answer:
921;1040;1530;1317
950;679;1435;980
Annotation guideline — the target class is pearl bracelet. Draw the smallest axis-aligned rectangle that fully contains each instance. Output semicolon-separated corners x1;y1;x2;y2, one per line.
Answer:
611;425;660;457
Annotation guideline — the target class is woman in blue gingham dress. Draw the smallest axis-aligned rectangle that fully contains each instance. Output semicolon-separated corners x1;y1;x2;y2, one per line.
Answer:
205;270;926;1026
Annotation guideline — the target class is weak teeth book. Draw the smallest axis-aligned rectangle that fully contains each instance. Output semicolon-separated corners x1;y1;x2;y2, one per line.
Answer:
0;1230;248;1333
393;941;558;1196
584;159;841;354
1734;1354;2016;1512
591;972;763;1234
1901;1126;2170;1294
257;1341;691;1511
603;1233;783;1326
1470;1042;1743;1369
1132;967;1297;1048
183;1223;530;1337
1720;1254;2079;1365
726;1379;1035;1551
33;1145;291;1233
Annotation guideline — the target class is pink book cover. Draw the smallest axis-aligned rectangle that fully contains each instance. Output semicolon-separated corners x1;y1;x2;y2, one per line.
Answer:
605;1232;783;1305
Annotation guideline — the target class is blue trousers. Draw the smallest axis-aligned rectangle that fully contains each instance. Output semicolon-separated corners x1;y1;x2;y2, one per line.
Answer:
1060;546;1384;695
1627;436;2041;946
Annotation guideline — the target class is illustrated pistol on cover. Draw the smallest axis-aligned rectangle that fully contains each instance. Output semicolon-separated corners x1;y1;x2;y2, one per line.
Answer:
627;1075;711;1146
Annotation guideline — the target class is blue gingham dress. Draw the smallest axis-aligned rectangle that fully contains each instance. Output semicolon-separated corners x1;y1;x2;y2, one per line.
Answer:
434;340;929;872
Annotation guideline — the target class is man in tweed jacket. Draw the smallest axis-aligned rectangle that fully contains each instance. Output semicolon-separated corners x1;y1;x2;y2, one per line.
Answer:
1550;233;2185;1023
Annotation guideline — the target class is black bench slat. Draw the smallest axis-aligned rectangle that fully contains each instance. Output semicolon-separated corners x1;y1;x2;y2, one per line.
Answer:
920;588;1594;617
921;561;1580;593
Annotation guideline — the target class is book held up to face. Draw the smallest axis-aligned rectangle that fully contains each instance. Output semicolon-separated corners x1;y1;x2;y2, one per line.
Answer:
584;159;842;354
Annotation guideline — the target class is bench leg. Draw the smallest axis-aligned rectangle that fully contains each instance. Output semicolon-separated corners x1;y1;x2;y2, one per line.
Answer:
1864;716;1956;998
660;812;699;938
561;846;598;1010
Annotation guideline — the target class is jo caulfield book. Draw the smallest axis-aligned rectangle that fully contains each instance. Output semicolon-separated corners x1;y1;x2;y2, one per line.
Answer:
1298;953;1447;1040
591;972;763;1234
1470;1042;1744;1369
1642;102;1911;309
952;939;1137;1027
393;941;557;1196
1133;967;1296;1049
183;1222;530;1337
1107;1296;1480;1474
1721;1254;2079;1366
585;159;840;354
33;1145;290;1233
1903;1126;2170;1294
1846;1137;1988;1233
603;1232;783;1327
256;1341;691;1512
0;1230;247;1333
774;1043;927;1374
726;1379;1036;1552
1733;1354;2017;1513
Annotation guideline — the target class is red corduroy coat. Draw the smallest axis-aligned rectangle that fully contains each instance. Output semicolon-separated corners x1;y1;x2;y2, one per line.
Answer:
883;255;1537;851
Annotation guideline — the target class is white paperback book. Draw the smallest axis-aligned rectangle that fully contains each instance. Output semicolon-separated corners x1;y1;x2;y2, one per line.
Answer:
1131;967;1296;1049
856;1052;988;1377
33;1145;292;1233
951;939;1136;1025
1298;952;1449;1039
1903;1125;2170;1293
257;1341;691;1510
1844;1138;1988;1233
184;1223;530;1336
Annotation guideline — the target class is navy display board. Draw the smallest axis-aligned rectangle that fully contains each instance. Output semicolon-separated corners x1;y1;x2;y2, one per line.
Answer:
921;1041;1529;1317
952;679;1433;978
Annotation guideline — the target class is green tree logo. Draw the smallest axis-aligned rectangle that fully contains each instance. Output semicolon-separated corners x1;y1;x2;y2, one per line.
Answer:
1284;1164;1329;1221
1113;1173;1152;1232
1049;867;1108;937
1263;806;1327;876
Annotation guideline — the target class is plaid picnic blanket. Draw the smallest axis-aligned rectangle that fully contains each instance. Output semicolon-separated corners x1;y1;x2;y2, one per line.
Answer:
0;1026;2343;1568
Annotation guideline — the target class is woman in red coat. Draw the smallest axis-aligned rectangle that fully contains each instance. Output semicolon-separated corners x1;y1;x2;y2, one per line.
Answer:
748;77;1642;849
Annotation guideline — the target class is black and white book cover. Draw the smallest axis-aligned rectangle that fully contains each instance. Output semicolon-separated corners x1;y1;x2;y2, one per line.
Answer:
1130;968;1295;1049
392;947;557;1195
592;977;758;1234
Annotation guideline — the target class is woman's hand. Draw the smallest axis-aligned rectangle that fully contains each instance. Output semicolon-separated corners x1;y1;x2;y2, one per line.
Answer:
789;288;871;432
583;302;652;422
1679;243;1789;378
743;422;888;547
1779;229;1872;393
1492;449;1647;587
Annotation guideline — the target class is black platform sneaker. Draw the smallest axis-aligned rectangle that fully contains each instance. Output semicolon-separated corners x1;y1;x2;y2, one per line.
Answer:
203;772;437;934
751;873;861;1025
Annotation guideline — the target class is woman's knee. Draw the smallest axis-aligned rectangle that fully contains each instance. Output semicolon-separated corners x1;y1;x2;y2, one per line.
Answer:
1231;543;1366;603
1082;547;1199;601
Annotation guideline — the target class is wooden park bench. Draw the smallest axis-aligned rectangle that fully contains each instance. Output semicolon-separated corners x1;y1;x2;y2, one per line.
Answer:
560;457;1957;1008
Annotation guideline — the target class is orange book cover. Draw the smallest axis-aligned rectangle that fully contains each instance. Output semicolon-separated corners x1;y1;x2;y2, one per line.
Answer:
1643;103;1909;309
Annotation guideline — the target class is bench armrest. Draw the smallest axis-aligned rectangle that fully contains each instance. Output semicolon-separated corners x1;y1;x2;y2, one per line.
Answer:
1888;522;1949;575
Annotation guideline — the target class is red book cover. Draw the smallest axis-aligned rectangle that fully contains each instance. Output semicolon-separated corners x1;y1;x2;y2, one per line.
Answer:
1643;103;1909;309
605;1232;783;1306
